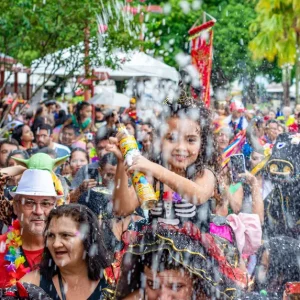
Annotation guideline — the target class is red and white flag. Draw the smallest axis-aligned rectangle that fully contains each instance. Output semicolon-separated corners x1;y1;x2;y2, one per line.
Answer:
189;20;215;107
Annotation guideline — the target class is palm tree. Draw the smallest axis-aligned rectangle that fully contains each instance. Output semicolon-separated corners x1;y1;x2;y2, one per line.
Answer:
249;0;300;106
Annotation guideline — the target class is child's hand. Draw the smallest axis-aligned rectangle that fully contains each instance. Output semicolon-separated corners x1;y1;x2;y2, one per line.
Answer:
116;131;124;142
126;155;155;177
106;137;124;161
79;179;97;192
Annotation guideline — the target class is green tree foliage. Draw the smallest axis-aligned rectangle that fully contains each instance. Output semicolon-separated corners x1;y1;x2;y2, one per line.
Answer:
249;0;300;104
0;0;105;66
99;0;144;64
0;0;288;103
249;0;300;66
0;0;114;100
139;0;281;93
204;1;257;86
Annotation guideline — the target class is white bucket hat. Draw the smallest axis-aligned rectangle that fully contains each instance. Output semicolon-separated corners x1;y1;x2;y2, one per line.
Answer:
10;169;62;199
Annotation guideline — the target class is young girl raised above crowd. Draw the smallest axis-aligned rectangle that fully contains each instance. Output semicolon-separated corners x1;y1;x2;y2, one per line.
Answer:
108;91;220;231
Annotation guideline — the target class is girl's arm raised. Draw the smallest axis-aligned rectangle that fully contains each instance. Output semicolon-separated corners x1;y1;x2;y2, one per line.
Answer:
128;155;216;206
107;137;140;216
218;167;243;213
113;160;140;216
250;181;264;224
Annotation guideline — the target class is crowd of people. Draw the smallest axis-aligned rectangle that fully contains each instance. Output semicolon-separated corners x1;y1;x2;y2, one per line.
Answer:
0;89;299;300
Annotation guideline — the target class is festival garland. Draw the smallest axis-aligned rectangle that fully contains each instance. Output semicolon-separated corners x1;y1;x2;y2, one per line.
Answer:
4;220;31;286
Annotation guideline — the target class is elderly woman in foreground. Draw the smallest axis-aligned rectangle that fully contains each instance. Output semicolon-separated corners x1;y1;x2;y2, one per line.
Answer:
21;204;114;300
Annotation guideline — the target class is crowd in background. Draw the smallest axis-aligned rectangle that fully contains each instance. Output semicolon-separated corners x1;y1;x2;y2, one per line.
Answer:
0;90;299;300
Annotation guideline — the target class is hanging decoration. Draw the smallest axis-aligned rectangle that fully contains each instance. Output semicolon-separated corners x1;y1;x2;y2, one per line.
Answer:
189;18;215;107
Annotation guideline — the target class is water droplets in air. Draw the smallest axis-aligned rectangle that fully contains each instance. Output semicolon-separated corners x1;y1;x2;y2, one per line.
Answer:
163;3;172;15
179;1;191;14
192;0;202;10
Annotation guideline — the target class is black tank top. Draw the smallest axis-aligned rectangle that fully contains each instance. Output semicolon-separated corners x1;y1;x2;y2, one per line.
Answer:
40;276;108;300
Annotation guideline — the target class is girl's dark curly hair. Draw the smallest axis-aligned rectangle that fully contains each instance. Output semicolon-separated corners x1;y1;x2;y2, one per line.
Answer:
155;91;220;179
40;204;113;281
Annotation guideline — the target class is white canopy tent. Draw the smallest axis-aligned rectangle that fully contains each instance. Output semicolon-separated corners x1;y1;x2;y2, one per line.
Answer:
4;72;55;86
31;44;86;77
266;82;299;97
88;88;130;107
94;51;179;82
31;44;179;82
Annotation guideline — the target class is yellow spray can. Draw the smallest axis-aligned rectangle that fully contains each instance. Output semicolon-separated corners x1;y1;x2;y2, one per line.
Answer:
118;126;158;209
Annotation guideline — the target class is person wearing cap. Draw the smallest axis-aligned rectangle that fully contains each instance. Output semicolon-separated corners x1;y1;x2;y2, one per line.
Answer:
0;169;62;287
224;100;248;134
129;97;136;108
122;97;137;121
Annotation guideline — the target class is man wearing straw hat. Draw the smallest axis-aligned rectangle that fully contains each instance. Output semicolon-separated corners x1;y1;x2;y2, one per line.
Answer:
0;169;62;287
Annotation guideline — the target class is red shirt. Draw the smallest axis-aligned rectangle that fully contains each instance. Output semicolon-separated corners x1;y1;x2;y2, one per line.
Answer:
0;233;44;288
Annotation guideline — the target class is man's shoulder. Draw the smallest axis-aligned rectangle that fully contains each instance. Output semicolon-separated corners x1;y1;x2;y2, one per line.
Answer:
53;143;71;154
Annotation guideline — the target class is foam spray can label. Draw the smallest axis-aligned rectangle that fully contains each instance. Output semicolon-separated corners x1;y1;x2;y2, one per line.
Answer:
118;126;157;209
